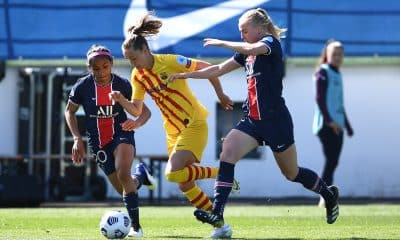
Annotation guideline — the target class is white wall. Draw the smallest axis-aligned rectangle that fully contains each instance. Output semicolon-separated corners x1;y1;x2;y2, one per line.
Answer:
3;64;400;198
0;68;19;155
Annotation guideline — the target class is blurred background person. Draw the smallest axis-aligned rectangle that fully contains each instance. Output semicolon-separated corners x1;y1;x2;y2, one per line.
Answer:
313;39;354;207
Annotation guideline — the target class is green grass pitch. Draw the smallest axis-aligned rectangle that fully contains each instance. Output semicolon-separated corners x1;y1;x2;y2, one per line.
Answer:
0;204;399;239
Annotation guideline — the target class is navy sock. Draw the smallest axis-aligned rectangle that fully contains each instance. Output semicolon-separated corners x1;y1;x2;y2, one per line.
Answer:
293;167;333;202
123;192;140;231
213;161;235;216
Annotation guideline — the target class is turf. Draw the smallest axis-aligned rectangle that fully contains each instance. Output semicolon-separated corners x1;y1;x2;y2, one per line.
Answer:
0;204;399;239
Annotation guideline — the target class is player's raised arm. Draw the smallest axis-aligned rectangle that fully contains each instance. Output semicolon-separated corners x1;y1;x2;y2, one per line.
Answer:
203;38;269;56
195;60;233;110
169;57;240;82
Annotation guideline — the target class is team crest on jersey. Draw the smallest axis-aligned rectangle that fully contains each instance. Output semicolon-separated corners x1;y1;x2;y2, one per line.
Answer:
160;72;168;80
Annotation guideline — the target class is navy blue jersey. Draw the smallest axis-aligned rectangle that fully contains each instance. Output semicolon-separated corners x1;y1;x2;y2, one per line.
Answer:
234;35;285;120
69;73;132;149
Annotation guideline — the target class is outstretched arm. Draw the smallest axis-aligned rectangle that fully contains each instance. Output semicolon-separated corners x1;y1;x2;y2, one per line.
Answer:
195;60;233;110
169;57;240;81
203;38;269;56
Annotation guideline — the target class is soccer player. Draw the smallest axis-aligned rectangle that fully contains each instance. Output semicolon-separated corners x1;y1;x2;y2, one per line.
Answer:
64;44;156;238
109;12;238;214
313;39;354;207
168;8;340;238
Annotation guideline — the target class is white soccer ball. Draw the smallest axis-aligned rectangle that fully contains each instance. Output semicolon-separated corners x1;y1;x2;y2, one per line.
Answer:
99;210;131;239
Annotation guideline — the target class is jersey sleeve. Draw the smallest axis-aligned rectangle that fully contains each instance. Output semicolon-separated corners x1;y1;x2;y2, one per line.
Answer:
233;52;245;66
260;36;277;55
131;70;146;100
122;78;133;101
68;79;83;105
168;54;197;72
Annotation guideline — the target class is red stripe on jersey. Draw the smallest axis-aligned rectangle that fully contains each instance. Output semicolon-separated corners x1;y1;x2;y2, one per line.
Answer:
148;70;192;106
248;76;261;120
134;76;182;133
141;71;190;115
95;84;114;148
140;74;188;127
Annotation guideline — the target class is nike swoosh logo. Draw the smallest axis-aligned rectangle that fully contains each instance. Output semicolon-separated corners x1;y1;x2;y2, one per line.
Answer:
124;0;271;51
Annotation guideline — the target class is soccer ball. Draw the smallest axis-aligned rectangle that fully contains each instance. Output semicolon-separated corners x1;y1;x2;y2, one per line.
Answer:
99;210;131;239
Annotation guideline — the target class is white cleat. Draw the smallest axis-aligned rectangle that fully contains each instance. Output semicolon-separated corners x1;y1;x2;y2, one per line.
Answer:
210;223;232;239
128;227;143;238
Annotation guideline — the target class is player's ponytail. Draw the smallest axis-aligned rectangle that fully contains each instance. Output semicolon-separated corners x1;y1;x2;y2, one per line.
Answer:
123;12;162;51
241;8;287;40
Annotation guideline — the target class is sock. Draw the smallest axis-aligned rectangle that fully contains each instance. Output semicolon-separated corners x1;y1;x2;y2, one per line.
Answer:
293;167;333;203
123;192;140;231
165;165;218;183
213;161;235;216
183;185;212;211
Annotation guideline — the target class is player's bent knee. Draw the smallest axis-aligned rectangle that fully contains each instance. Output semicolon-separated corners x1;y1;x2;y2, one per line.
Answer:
165;170;185;183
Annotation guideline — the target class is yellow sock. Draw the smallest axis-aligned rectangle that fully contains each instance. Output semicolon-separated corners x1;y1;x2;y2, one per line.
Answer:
183;185;212;211
165;165;218;183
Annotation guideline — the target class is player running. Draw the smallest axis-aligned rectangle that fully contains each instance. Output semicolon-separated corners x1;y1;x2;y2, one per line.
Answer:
65;44;156;238
169;8;340;238
109;12;239;214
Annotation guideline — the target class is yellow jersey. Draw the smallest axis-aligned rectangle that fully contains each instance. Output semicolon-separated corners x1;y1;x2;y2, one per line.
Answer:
131;54;208;134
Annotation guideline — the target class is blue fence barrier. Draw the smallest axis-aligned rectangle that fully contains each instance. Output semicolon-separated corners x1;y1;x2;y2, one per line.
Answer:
1;0;399;59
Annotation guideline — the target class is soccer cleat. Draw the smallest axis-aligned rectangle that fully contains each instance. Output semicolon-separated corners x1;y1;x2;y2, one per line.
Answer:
326;185;339;224
231;179;240;195
128;227;143;238
135;163;157;190
194;209;224;228
210;223;232;239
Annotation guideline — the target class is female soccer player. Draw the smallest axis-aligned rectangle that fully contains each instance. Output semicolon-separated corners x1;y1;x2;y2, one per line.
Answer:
169;8;340;238
313;39;353;207
109;12;237;214
64;44;156;238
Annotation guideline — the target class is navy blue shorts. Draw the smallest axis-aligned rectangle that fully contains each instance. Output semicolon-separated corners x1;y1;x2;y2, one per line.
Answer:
90;131;135;176
235;106;294;153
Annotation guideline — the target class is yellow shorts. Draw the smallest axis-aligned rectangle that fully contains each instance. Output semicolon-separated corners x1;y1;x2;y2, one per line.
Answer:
166;119;208;162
